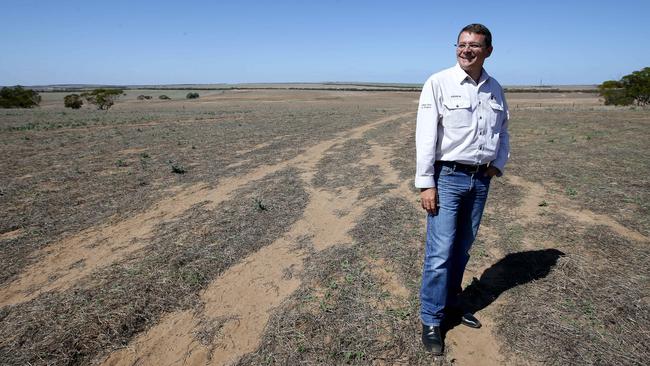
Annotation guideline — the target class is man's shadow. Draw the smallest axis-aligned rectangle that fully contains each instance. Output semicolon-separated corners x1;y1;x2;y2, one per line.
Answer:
445;248;565;331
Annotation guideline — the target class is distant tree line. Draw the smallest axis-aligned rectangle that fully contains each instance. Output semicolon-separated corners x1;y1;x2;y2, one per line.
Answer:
0;87;125;110
599;67;650;106
503;88;598;93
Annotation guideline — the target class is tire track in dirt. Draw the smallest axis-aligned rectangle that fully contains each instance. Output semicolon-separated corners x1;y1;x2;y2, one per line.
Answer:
101;113;415;366
507;175;648;244
0;112;413;308
0;185;210;307
102;187;366;366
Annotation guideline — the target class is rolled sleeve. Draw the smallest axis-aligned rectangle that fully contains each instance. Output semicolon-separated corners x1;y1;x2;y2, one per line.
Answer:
415;79;440;188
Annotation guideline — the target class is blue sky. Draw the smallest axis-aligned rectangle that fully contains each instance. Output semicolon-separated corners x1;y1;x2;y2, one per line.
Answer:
1;0;648;86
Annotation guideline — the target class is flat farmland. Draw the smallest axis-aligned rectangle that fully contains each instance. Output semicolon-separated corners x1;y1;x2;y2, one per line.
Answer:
0;89;648;365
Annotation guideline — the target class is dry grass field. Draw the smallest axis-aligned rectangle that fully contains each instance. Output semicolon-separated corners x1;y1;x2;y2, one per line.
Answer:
0;89;648;365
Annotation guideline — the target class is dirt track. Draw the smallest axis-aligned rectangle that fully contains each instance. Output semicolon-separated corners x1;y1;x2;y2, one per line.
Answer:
1;109;511;365
101;112;415;365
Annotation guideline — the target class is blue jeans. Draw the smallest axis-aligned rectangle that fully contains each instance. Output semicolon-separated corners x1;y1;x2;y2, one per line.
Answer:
420;163;491;326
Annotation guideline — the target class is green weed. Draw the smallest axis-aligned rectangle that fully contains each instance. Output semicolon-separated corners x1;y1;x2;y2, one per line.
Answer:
170;161;186;174
253;197;267;211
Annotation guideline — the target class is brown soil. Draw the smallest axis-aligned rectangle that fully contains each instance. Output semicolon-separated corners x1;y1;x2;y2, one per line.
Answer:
101;112;415;366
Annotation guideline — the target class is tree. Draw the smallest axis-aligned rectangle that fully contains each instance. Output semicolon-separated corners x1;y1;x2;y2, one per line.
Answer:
0;86;41;108
599;67;650;106
81;88;123;110
64;94;84;109
186;92;200;99
598;80;633;106
621;67;650;106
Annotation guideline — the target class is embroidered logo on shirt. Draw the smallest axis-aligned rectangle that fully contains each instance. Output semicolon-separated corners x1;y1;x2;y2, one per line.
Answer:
420;103;432;109
450;95;462;98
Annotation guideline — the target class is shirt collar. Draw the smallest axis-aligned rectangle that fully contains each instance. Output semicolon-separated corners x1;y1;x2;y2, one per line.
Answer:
454;63;490;86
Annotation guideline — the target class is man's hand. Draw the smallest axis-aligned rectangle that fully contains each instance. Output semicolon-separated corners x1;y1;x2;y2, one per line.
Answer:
484;166;500;178
420;187;438;214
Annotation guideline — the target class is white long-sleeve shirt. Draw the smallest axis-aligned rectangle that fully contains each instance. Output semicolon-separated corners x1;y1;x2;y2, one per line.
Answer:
415;63;510;188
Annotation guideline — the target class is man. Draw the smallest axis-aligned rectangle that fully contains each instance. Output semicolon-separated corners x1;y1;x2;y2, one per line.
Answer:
415;23;509;355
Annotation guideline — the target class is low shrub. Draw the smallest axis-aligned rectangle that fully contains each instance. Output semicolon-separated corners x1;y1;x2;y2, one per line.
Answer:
169;161;186;174
64;94;84;109
0;86;41;108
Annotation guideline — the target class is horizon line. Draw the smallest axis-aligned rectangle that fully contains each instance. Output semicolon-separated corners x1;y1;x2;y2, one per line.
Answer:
2;81;599;89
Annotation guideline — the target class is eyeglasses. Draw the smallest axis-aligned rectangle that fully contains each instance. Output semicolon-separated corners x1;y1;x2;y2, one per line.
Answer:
454;43;485;50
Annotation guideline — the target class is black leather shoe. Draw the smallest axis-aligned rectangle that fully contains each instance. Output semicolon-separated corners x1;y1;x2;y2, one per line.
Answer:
421;324;444;355
446;307;482;329
460;312;482;329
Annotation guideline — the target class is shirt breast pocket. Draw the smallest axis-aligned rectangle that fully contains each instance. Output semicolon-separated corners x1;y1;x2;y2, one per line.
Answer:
488;100;504;132
443;98;472;128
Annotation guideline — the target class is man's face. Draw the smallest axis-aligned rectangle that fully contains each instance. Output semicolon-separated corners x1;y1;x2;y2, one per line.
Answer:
456;31;493;73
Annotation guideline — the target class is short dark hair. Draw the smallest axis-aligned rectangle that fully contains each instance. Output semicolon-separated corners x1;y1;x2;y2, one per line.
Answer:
458;24;492;48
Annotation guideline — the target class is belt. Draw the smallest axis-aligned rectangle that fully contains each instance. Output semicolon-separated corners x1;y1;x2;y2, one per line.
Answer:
437;160;488;174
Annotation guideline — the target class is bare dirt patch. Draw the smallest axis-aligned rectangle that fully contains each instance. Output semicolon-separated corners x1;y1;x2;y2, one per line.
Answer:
0;228;24;241
1;183;208;306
